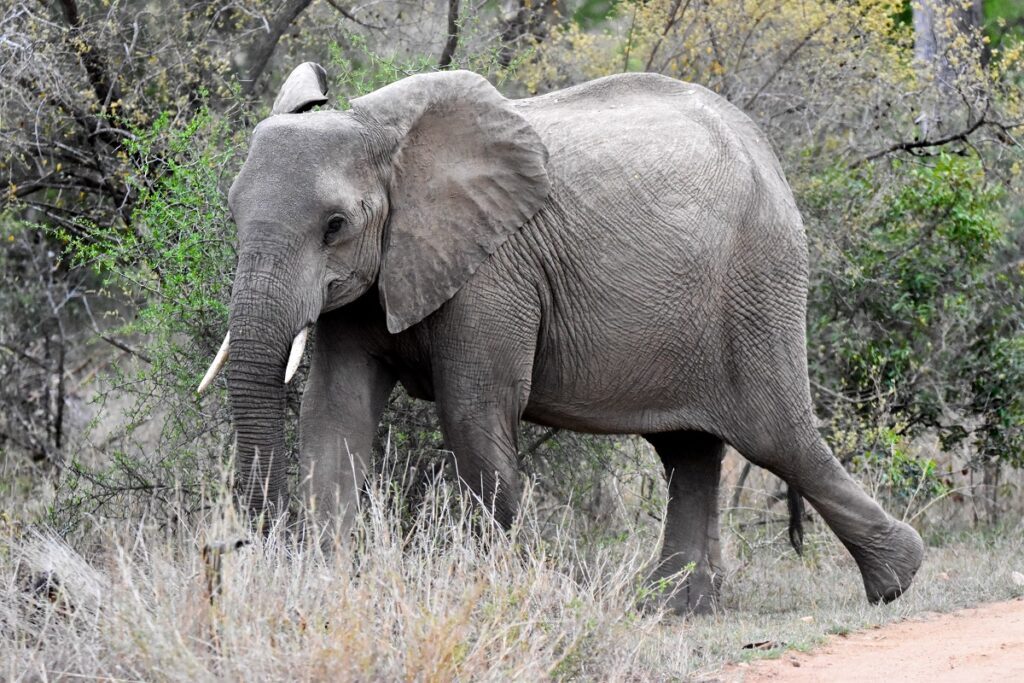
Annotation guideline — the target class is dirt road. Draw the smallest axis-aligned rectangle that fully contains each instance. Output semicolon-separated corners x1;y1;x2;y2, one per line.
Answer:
719;598;1024;682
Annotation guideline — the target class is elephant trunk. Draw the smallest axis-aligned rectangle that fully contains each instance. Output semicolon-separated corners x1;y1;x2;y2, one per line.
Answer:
227;251;308;517
228;333;289;515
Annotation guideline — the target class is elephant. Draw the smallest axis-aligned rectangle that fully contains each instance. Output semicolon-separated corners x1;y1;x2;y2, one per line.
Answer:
198;62;924;614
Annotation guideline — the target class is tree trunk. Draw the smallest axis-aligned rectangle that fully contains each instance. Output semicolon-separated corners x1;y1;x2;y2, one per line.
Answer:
982;457;1000;525
912;0;986;135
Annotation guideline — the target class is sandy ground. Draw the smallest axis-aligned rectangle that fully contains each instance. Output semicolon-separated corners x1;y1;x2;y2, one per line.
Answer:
717;598;1024;682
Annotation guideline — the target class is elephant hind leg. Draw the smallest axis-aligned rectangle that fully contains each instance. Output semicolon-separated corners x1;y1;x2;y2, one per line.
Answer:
738;429;924;604
642;430;725;616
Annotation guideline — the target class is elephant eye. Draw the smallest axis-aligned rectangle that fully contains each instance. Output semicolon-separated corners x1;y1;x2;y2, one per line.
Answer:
324;215;347;244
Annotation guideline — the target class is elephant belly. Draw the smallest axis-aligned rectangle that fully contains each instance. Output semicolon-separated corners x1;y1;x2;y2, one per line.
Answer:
520;249;730;436
523;331;724;436
510;197;739;433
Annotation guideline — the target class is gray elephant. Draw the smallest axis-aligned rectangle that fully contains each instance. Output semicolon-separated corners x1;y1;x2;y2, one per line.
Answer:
198;63;924;614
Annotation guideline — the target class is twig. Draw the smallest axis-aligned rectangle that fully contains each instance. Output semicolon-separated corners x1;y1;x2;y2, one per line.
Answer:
810;379;879;406
731;516;794;531
321;0;384;30
524;427;560;459
729;461;753;510
743;27;819;110
622;7;638;73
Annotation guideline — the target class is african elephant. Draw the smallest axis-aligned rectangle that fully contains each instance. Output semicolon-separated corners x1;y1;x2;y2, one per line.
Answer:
199;63;924;614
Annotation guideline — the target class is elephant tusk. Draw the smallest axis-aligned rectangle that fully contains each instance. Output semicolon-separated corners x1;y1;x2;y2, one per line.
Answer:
197;332;230;394
284;327;309;385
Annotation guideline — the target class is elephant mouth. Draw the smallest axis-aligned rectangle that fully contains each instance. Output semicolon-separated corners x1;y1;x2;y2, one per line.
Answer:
323;271;364;312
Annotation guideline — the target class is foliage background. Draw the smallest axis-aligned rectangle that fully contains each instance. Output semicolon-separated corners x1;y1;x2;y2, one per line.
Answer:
2;1;1024;679
1;0;1023;559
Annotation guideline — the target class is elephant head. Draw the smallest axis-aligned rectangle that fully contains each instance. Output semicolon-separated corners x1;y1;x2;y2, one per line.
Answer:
199;63;550;516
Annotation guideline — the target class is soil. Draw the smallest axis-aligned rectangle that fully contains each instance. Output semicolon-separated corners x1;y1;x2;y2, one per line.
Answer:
717;598;1024;682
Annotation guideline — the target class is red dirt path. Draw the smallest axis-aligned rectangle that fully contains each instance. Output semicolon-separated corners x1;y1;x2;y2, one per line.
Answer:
718;598;1024;682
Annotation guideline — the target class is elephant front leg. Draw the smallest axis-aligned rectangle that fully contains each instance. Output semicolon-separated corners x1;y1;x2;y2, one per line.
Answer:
435;393;526;530
299;326;396;543
643;431;725;616
429;291;539;530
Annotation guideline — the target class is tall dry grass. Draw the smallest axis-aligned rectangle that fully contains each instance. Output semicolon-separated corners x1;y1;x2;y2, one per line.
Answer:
3;457;1023;681
2;466;694;681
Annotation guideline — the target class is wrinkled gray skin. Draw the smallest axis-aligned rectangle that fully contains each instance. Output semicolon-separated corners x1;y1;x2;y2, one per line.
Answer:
224;67;924;614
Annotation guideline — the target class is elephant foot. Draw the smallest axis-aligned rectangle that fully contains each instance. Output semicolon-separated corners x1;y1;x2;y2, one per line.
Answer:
850;520;925;604
640;564;719;616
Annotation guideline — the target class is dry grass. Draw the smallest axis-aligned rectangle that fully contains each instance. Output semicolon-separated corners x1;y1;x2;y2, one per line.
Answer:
2;467;1023;682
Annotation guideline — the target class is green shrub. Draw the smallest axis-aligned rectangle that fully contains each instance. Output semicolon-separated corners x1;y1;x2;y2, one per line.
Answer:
49;106;245;528
804;153;1024;502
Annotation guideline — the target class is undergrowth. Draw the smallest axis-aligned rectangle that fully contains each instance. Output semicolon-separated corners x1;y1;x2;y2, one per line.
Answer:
3;457;1023;682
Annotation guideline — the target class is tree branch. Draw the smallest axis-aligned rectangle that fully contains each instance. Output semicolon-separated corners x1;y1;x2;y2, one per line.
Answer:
0;341;48;371
498;0;556;67
239;0;315;97
856;116;1024;165
644;0;690;72
55;0;123;110
743;27;819;110
524;427;560;459
321;0;383;30
97;334;152;364
438;0;460;69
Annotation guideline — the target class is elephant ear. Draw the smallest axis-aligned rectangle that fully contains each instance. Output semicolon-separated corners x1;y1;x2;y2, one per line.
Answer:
351;70;550;333
272;62;328;115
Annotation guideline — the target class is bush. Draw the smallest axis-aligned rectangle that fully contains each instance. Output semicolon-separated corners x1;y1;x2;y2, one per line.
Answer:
803;153;1024;507
4;1;1024;534
48;106;245;528
0;219;89;501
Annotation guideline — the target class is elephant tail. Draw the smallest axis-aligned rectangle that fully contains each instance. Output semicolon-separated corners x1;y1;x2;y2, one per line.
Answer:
787;485;805;556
